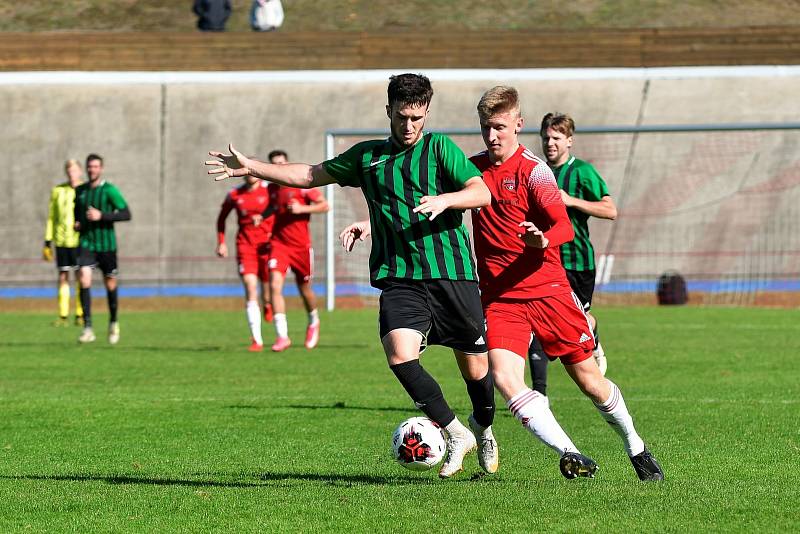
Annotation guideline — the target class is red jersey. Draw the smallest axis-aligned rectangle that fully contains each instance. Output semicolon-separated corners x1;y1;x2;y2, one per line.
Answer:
268;184;323;248
470;145;574;301
217;181;273;248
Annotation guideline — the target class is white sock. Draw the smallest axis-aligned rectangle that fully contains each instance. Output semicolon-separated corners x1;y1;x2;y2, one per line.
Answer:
274;313;288;338
594;381;645;456
245;300;263;345
308;308;319;326
508;388;578;455
593;342;605;357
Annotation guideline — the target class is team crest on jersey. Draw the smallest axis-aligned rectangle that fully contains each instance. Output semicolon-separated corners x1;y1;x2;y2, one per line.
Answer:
502;177;516;191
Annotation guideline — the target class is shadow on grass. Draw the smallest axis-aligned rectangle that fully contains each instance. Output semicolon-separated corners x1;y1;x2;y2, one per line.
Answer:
0;470;483;487
286;402;413;413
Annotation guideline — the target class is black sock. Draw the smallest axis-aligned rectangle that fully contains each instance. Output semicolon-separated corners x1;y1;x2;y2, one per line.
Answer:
108;288;118;322
465;372;495;428
593;323;600;349
528;336;550;396
390;360;455;427
80;287;92;328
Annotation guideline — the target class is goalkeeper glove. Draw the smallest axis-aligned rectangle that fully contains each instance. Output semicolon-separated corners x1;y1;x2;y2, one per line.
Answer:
42;241;53;262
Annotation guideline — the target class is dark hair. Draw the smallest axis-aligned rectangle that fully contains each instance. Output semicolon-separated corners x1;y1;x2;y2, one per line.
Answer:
86;153;103;165
540;113;575;138
268;150;288;162
387;73;433;109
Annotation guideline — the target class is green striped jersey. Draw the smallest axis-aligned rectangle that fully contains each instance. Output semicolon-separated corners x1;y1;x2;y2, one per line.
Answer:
552;156;610;271
74;181;128;252
323;132;480;286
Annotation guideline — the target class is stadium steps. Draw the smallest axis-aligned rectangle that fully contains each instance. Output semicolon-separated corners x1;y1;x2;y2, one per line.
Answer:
0;26;798;71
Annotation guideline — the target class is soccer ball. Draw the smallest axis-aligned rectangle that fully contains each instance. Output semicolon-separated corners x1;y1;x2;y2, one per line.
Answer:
391;416;446;471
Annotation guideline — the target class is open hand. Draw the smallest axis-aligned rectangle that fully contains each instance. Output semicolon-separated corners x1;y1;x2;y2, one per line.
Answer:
206;144;251;181
339;220;371;252
518;221;549;248
413;195;450;221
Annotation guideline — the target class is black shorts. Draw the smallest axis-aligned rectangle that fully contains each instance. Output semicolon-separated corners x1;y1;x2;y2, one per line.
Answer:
378;279;487;354
77;248;119;277
55;247;79;272
565;269;595;311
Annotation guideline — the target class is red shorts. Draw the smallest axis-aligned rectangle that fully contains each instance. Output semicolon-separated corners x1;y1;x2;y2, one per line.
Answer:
484;292;595;365
269;243;314;282
237;242;270;281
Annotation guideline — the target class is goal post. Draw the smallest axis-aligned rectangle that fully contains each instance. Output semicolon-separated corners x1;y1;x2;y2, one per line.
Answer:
324;122;800;310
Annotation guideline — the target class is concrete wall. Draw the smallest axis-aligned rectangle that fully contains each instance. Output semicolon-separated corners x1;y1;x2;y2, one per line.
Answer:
2;68;799;288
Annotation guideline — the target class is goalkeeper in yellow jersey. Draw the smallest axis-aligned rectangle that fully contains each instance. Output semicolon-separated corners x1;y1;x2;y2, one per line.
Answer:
44;159;84;326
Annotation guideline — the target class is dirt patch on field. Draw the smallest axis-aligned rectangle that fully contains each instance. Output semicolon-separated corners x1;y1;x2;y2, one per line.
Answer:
0;295;376;313
2;292;797;313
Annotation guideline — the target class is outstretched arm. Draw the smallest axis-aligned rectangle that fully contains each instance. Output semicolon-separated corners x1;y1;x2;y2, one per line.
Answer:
413;177;490;221
206;144;336;189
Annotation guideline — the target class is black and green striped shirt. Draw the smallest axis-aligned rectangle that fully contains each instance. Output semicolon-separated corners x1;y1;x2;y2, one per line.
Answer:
324;132;480;286
552;156;610;271
74;181;128;252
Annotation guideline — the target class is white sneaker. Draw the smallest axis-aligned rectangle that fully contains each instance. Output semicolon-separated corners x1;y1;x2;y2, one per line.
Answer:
438;422;477;479
108;321;120;345
468;414;499;474
593;343;607;376
78;327;96;343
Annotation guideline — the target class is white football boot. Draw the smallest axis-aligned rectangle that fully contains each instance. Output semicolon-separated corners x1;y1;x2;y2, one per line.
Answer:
468;414;499;474
438;420;477;479
78;327;96;343
108;321;120;345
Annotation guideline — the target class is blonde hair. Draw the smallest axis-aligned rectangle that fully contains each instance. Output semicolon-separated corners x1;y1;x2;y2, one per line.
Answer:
477;86;521;120
64;159;81;172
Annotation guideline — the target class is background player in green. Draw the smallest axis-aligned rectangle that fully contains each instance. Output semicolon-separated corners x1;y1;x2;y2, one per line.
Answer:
529;113;617;394
74;154;132;344
207;73;499;479
43;159;84;326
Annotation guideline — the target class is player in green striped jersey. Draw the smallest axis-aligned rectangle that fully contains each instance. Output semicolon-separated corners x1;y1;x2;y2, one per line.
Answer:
529;113;617;393
207;74;499;478
73;154;132;345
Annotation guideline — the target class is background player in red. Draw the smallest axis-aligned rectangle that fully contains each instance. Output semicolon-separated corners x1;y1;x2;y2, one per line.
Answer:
266;150;329;352
216;172;274;352
471;86;663;481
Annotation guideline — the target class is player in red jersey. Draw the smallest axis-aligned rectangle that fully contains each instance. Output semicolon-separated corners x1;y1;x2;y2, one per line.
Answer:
266;150;329;352
216;172;274;352
470;86;662;481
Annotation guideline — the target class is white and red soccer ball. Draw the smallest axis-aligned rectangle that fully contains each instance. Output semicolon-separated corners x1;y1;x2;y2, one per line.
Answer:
391;417;446;471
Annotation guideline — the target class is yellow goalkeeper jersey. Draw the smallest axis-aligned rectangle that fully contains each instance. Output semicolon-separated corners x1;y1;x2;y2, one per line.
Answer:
45;182;82;248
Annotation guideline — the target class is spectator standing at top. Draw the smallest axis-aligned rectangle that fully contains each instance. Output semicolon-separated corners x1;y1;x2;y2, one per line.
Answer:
251;0;284;31
193;0;232;32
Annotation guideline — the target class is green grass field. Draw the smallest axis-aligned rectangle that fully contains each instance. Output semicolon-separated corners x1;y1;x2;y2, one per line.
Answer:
0;306;798;532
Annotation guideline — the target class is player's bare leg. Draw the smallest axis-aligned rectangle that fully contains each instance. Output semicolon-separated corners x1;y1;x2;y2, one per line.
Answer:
383;329;475;479
490;348;597;479
564;358;663;481
77;267;95;343
243;273;263;351
297;279;319;349
454;350;497;474
269;270;291;351
105;275;120;345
